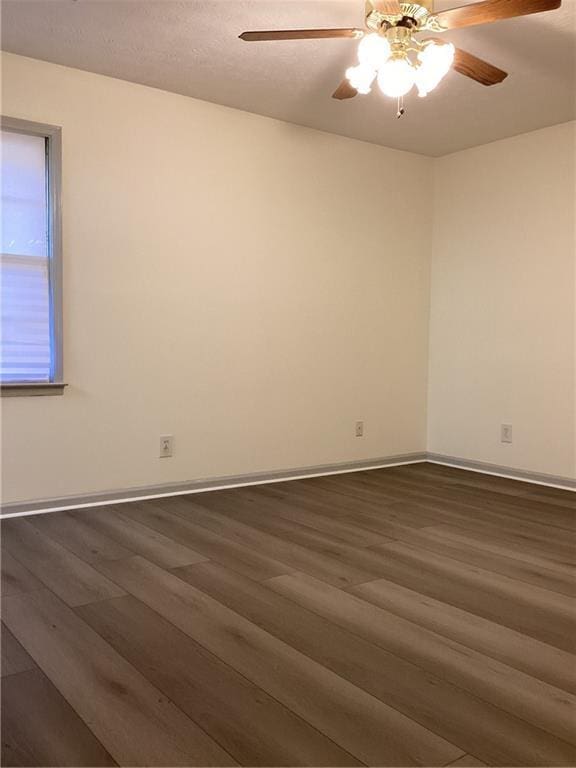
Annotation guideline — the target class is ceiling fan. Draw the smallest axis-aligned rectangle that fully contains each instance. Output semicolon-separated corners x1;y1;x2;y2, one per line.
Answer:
239;0;561;107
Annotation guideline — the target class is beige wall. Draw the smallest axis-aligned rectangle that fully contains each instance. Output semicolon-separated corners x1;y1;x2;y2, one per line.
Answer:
3;54;574;505
1;53;433;504
428;122;576;479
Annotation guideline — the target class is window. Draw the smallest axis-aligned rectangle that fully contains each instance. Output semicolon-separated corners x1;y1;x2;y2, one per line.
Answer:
1;117;64;395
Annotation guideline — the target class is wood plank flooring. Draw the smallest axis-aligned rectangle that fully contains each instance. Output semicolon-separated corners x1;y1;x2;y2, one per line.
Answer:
1;463;575;767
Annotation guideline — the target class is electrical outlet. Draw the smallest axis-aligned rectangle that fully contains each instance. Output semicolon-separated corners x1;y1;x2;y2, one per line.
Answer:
159;435;173;458
355;421;364;438
501;424;513;444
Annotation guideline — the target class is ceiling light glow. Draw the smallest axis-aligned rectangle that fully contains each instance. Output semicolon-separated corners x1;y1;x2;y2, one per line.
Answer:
377;56;416;98
357;33;391;69
414;42;455;97
345;63;377;94
346;28;455;105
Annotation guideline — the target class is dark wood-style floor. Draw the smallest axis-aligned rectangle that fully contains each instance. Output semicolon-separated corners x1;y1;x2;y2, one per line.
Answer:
1;463;575;767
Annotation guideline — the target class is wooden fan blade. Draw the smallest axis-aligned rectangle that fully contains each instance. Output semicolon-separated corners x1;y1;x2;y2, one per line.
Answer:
371;1;403;14
239;28;364;41
453;47;508;85
433;0;561;30
332;79;358;99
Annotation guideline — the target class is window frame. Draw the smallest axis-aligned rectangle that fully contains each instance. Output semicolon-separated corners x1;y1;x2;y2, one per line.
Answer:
1;116;65;396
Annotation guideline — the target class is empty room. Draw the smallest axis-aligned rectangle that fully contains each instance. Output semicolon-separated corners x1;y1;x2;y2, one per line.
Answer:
0;0;575;766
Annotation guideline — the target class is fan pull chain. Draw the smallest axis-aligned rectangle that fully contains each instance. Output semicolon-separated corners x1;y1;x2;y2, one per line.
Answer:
396;95;405;118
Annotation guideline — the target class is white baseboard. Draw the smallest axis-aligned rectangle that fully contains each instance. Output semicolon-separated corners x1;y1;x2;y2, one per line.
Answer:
427;453;576;492
0;453;427;518
2;451;573;518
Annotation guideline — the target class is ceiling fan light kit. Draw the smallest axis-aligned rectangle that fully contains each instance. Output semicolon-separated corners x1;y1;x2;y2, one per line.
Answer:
346;29;455;99
239;0;561;114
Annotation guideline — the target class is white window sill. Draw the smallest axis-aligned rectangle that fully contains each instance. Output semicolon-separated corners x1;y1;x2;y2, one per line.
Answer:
1;382;67;397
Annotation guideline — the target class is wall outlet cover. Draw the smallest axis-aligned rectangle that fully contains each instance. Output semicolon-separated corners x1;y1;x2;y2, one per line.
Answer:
159;435;173;458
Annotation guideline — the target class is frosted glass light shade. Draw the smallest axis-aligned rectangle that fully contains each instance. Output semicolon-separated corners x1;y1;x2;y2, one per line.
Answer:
377;57;416;98
346;64;377;94
415;42;455;97
357;33;391;70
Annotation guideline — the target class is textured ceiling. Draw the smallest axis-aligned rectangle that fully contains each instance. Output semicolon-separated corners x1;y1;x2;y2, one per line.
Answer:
1;0;575;156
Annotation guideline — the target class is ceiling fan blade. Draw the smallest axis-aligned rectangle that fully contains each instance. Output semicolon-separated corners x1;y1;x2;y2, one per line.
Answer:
453;47;508;84
239;28;364;41
332;79;358;99
433;0;561;29
371;1;403;14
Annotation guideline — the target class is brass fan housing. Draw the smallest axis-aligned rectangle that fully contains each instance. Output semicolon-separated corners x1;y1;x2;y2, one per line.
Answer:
365;2;446;33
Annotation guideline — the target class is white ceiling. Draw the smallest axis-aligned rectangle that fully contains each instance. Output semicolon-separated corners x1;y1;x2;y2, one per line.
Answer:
2;0;575;156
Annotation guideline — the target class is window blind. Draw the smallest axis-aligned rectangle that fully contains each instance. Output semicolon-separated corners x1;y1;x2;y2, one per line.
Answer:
1;130;52;382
